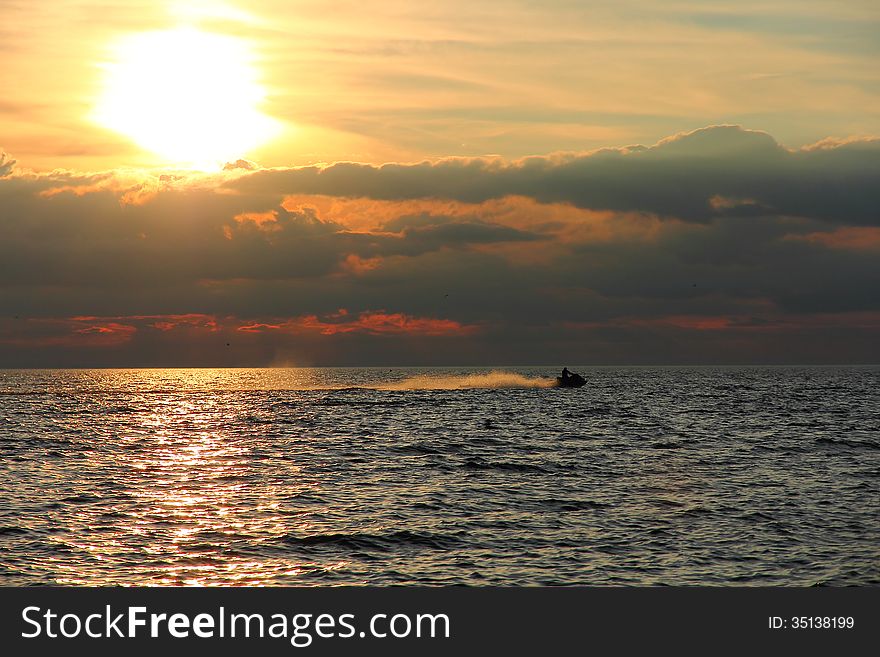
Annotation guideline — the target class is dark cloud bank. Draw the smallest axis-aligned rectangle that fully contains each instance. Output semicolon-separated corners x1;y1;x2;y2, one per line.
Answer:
232;125;880;224
1;126;878;366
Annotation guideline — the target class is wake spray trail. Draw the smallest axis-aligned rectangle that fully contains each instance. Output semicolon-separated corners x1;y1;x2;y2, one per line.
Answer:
377;371;558;390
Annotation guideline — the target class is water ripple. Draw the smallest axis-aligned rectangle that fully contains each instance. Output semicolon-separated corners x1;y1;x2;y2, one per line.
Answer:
0;366;878;585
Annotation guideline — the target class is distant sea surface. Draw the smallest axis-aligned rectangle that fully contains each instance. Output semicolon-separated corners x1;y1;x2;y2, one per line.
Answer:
1;366;878;586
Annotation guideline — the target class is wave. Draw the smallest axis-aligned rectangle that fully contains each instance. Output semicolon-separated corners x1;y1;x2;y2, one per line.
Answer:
463;457;551;473
282;530;463;552
0;525;29;536
378;370;557;390
816;437;880;450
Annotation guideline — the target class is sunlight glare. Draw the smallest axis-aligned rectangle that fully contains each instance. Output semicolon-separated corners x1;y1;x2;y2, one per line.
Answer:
93;27;279;169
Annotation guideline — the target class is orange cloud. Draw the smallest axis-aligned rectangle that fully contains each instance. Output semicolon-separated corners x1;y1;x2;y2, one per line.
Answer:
73;322;136;335
281;194;661;237
35;172;172;207
237;322;283;333
39;183;110;198
1;314;224;349
38;310;476;341
787;227;880;251
234;210;279;227
631;315;735;330
326;312;475;336
278;195;667;267
71;313;220;331
338;254;383;275
151;321;177;331
2;310;477;351
0;317;138;348
566;315;736;331
566;311;880;332
237;310;478;336
709;195;760;210
69;322;137;345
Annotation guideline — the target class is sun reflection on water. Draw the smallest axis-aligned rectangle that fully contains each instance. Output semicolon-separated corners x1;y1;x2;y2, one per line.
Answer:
44;369;341;586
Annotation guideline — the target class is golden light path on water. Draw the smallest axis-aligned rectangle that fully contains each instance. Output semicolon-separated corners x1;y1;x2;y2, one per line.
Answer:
50;370;348;586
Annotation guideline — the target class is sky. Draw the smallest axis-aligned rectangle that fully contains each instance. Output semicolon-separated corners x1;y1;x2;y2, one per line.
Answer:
0;0;878;366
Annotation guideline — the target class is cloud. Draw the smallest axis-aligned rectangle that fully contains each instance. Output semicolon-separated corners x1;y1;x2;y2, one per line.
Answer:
0;126;878;365
381;212;543;250
0;310;479;368
223;158;259;171
235;310;479;336
0;150;15;177
786;227;880;252
230;126;880;225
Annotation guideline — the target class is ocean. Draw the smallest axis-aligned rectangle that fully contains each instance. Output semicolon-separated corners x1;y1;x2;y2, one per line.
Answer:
1;366;878;586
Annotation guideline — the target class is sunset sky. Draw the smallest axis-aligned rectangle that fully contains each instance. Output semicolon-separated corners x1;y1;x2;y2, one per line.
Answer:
1;0;878;366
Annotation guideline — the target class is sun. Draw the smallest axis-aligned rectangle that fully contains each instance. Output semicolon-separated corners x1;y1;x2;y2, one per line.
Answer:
93;27;279;169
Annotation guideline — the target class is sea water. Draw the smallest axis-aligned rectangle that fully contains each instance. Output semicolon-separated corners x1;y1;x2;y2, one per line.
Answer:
1;366;878;585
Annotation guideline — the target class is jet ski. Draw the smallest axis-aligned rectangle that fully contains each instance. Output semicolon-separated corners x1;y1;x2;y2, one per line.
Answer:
556;371;586;388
